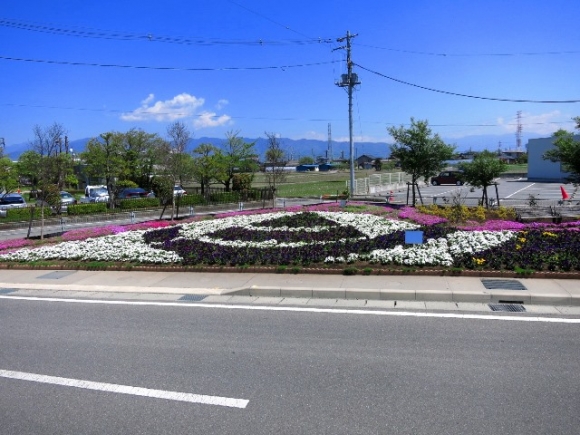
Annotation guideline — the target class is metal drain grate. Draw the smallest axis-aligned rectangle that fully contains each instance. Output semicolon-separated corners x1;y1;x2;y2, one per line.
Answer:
179;294;207;302
37;271;77;280
489;303;526;312
0;288;16;295
481;279;527;291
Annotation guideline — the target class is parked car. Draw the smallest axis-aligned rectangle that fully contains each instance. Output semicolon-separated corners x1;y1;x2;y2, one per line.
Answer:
117;187;155;199
0;193;28;217
80;186;109;203
430;171;465;186
0;193;27;208
174;185;187;196
37;191;77;213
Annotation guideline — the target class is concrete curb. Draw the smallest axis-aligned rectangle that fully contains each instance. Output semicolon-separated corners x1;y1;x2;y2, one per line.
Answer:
233;285;580;306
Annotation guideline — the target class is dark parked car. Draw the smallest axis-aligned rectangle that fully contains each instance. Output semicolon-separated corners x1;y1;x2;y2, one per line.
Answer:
117;187;155;199
0;193;27;208
430;171;465;186
0;193;28;217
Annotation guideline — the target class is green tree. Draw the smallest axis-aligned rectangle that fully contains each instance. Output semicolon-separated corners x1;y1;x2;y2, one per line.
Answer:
459;150;507;208
157;121;193;219
81;132;126;207
30;122;75;190
214;131;258;191
191;143;219;195
121;128;164;189
17;150;42;188
298;156;315;165
543;116;580;183
388;118;454;205
263;132;288;194
0;157;19;193
374;157;383;171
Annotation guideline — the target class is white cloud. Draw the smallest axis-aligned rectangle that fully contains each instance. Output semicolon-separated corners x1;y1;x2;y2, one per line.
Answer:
215;99;229;110
121;93;205;122
193;111;232;129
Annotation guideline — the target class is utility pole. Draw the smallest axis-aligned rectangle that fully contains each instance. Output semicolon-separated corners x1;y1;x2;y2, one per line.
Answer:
335;31;360;197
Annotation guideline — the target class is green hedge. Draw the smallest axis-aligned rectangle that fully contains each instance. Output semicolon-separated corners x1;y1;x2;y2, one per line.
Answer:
209;192;241;203
176;194;207;206
67;203;107;215
118;197;160;210
4;207;42;222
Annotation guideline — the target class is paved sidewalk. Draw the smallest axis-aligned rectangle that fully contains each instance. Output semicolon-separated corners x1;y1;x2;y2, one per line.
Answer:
1;269;579;307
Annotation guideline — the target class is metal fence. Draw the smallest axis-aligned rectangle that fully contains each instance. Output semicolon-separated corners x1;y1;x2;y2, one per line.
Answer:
347;172;416;195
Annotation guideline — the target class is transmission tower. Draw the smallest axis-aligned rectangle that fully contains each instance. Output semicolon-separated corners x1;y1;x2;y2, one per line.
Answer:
516;111;523;151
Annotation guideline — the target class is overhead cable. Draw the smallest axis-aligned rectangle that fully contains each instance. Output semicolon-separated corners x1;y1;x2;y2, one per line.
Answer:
355;63;580;103
354;43;580;57
0;55;339;71
0;17;332;46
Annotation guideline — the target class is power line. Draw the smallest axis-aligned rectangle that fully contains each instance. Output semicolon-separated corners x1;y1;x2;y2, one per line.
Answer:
2;102;574;128
354;43;580;57
355;63;580;103
0;55;339;71
0;17;333;46
226;0;317;40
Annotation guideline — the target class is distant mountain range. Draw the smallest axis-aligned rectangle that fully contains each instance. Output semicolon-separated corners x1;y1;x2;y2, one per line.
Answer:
4;133;545;161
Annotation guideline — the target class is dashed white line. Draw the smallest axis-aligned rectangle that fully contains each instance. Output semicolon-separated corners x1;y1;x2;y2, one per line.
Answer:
0;369;249;409
1;295;580;324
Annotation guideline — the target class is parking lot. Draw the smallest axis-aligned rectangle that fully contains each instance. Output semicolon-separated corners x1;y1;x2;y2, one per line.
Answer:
389;177;579;207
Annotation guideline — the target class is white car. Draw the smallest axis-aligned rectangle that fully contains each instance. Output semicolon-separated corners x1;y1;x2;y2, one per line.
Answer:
174;185;187;196
80;186;109;203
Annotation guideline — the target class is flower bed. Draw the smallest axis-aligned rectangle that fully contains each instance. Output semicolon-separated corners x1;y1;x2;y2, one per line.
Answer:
0;204;579;276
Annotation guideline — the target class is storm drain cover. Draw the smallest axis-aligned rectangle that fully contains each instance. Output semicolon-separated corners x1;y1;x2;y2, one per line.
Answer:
489;303;526;313
37;271;77;280
0;288;16;295
179;294;207;302
481;279;527;291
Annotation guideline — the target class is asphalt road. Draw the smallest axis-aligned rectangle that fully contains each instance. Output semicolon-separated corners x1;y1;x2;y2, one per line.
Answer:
1;297;579;434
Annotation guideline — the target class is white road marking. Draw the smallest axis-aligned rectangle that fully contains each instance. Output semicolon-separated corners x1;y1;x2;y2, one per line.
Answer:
505;183;535;198
0;369;249;409
1;295;579;324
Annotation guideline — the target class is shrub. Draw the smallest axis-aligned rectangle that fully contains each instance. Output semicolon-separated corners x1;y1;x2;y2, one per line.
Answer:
5;207;42;221
118;198;160;210
67;203;107;215
209;192;240;203
178;194;207;206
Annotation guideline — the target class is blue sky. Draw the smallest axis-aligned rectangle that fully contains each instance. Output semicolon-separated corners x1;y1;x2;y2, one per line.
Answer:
1;0;579;152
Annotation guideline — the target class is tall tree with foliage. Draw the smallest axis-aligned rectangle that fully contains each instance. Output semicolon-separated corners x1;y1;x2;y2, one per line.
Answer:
263;132;288;194
30;122;75;191
81;132;126;207
0;157;19;193
214;131;258;192
459;150;507;208
191;143;219;195
121;128;164;189
17;150;42;188
156;121;193;219
387;118;454;205
543;116;580;183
